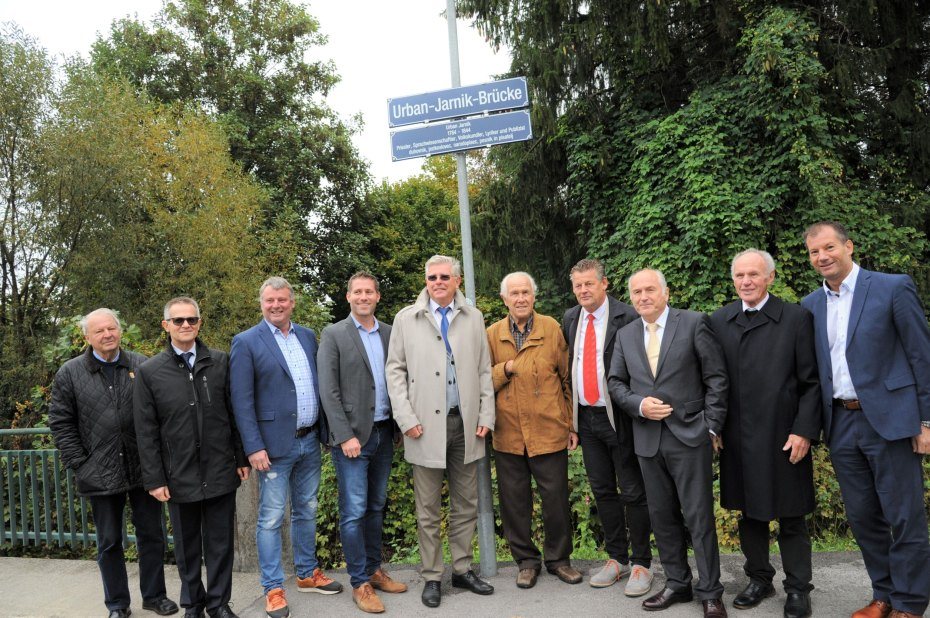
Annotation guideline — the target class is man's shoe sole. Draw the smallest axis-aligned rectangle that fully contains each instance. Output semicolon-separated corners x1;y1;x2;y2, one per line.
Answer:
298;586;342;594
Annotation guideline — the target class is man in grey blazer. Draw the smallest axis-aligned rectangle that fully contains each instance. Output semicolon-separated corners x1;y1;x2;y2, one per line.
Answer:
318;272;408;614
607;269;729;618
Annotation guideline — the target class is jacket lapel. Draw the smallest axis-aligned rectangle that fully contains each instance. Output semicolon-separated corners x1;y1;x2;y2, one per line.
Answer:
810;290;830;362
347;317;374;377
847;269;871;345
257;322;293;380
655;308;680;378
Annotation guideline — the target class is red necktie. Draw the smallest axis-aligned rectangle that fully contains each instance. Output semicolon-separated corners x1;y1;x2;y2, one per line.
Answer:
583;314;600;403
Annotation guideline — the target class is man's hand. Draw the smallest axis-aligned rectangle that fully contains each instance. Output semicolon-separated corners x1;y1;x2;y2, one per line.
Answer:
341;437;362;458
248;449;271;472
504;359;516;377
149;486;170;502
476;425;490;438
405;424;424;439
783;434;811;464
567;431;579;451
711;433;724;453
641;397;673;421
912;425;930;455
237;467;251;481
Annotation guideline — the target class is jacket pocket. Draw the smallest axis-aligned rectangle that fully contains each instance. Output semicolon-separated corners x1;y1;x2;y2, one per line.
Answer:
257;409;276;421
884;372;915;392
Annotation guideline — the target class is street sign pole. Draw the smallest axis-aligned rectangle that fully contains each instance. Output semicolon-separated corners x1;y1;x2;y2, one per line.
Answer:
446;0;497;578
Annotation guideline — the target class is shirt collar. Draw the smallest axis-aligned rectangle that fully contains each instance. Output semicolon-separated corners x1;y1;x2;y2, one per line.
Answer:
429;298;455;315
642;304;670;331
582;297;609;322
92;349;120;364
742;293;770;312
822;263;860;298
351;314;379;332
171;344;195;360
263;318;293;335
509;313;534;334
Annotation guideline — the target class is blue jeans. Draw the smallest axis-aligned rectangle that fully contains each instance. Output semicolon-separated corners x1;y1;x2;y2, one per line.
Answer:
331;422;394;588
256;431;321;593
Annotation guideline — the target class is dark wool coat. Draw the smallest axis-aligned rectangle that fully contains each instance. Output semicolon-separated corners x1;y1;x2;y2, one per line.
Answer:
710;295;821;520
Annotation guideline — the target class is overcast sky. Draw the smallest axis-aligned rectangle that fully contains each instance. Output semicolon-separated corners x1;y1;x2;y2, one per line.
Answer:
0;0;512;182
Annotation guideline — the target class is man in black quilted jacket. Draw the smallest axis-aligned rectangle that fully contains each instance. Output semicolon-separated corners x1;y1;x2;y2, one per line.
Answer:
49;308;179;618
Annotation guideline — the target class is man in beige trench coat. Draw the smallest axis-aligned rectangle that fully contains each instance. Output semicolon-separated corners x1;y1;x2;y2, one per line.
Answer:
386;254;496;609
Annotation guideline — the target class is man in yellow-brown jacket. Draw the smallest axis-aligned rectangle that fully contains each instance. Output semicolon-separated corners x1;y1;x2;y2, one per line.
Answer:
487;271;582;590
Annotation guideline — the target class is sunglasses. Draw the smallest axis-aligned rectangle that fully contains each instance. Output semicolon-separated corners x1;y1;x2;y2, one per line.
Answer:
427;274;453;282
167;317;201;326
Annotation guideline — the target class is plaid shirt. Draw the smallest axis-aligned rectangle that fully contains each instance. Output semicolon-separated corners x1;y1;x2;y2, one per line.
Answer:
510;314;534;351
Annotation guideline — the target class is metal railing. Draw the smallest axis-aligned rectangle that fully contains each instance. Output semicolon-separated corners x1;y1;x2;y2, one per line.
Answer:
1;428;172;549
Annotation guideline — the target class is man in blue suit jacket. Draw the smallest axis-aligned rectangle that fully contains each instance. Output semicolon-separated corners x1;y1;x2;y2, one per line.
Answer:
230;277;342;618
801;222;930;618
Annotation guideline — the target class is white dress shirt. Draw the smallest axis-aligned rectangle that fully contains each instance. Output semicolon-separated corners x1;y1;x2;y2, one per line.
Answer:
576;298;609;407
824;263;860;400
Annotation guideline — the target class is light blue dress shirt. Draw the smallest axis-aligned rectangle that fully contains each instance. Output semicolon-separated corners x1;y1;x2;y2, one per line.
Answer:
351;316;390;422
265;320;319;428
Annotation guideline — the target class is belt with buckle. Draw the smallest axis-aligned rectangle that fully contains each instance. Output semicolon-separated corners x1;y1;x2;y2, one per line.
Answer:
833;398;861;410
295;423;318;438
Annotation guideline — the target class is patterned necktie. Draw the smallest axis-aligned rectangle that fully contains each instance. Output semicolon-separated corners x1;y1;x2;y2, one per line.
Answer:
646;322;660;377
583;314;600;402
439;306;452;355
182;351;194;371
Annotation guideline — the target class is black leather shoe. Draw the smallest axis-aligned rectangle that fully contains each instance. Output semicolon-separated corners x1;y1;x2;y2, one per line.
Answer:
183;609;204;618
421;581;441;608
207;605;238;618
143;597;179;616
733;581;775;609
642;587;694;611
783;592;812;618
108;610;131;618
451;570;494;595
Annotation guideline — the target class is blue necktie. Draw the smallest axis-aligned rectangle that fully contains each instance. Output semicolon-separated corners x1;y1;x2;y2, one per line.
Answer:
182;351;194;371
439;307;452;355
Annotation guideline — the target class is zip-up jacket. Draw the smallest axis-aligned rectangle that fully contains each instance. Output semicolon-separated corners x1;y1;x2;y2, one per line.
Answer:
133;339;247;503
49;347;148;496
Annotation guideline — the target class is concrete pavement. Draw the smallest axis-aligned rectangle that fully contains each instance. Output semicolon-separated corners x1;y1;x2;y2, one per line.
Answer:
0;552;878;617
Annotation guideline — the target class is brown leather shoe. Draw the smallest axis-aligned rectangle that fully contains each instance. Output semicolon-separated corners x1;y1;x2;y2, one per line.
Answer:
548;564;583;584
516;568;539;589
852;600;893;618
369;568;407;593
703;598;728;618
352;583;385;614
888;611;921;618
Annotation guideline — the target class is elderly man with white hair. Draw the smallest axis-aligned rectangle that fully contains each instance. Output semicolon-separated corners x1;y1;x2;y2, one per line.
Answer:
49;308;178;618
486;271;581;589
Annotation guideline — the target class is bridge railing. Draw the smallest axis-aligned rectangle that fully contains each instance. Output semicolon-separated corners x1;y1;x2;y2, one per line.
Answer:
0;428;172;549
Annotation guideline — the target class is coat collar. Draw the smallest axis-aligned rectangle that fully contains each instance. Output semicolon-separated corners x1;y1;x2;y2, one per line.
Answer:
82;346;133;372
724;294;785;331
413;288;471;318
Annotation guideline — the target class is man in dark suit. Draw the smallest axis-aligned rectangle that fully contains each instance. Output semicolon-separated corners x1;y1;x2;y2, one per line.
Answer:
318;271;407;614
801;222;930;618
607;268;729;617
562;259;653;597
229;277;341;618
710;250;821;618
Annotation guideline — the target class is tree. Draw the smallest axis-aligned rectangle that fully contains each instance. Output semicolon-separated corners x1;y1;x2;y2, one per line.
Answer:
90;0;370;297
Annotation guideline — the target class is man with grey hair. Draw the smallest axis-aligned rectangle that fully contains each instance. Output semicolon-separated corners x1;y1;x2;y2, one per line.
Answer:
487;271;581;589
386;254;495;608
229;277;340;618
135;297;250;618
607;269;728;617
50;308;178;618
711;250;820;617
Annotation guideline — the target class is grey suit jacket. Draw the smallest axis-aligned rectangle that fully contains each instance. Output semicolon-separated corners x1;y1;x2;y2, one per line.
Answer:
318;316;392;447
607;307;728;457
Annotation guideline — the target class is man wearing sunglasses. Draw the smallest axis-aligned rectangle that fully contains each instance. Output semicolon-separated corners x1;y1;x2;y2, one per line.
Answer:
134;297;250;618
386;255;496;608
229;277;340;618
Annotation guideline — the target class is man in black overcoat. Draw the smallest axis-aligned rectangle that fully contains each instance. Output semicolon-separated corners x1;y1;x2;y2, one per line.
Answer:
709;249;821;618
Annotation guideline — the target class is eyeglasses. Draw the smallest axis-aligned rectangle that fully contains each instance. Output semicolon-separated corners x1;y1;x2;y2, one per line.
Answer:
167;317;201;326
427;274;452;282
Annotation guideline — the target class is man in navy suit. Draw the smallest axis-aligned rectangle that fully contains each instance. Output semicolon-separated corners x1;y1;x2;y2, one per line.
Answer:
230;277;342;618
801;222;930;618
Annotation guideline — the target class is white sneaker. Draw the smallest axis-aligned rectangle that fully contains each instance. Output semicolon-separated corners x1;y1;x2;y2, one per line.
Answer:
624;565;654;597
588;559;630;588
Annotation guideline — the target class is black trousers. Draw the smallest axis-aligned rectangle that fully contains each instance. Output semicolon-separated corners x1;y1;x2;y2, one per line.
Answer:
168;491;237;613
496;448;572;571
739;515;813;594
577;405;652;567
89;488;168;611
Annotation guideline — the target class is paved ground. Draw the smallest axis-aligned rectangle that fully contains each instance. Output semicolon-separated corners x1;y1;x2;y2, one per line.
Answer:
0;552;881;617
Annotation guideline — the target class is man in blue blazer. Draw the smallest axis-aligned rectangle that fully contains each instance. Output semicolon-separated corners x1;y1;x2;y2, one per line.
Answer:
230;277;341;618
801;222;930;618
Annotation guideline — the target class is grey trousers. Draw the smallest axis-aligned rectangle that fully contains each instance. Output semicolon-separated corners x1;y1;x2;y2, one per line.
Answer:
411;413;479;581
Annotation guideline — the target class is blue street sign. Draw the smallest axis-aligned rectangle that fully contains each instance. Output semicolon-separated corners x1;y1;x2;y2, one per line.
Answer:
387;77;529;128
390;110;532;161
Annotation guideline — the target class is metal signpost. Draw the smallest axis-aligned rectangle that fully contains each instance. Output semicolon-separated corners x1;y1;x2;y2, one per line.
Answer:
387;1;533;578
